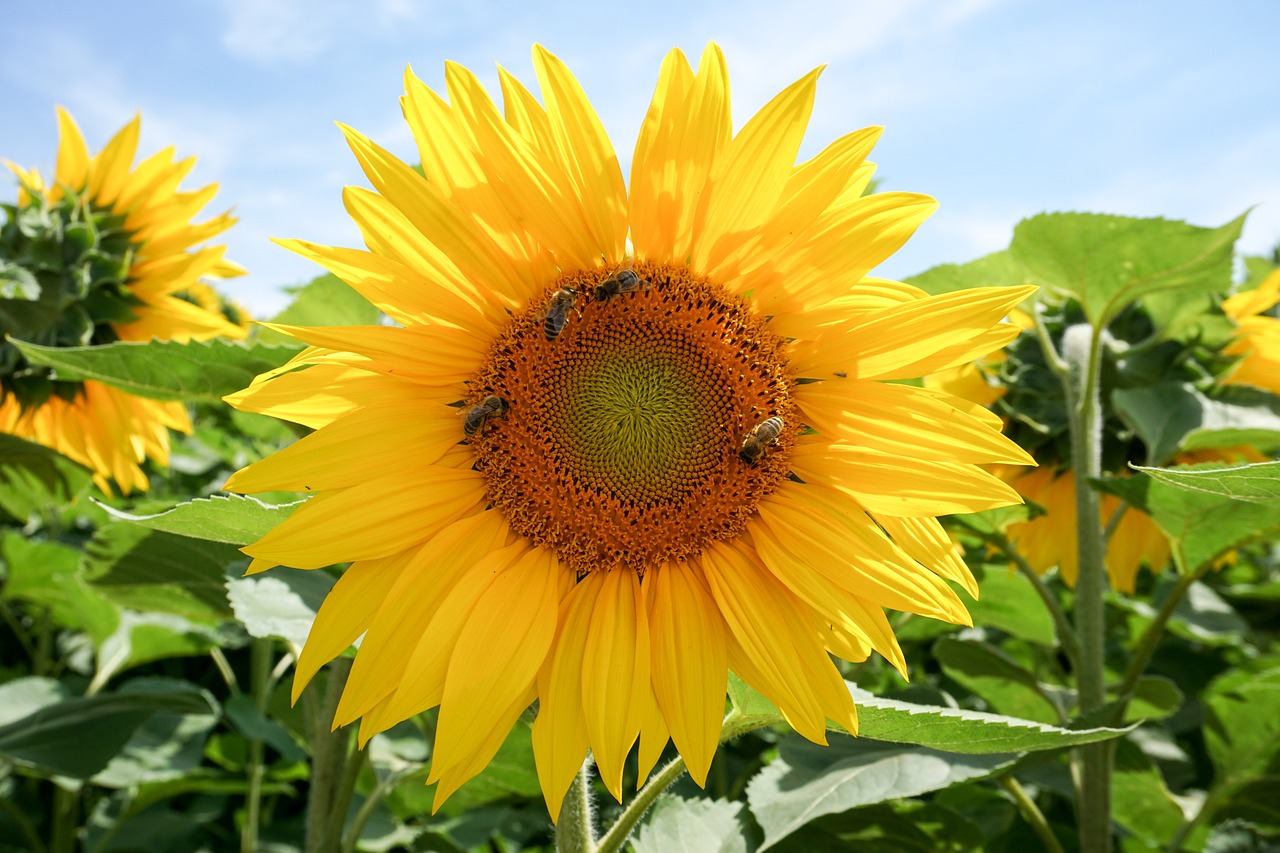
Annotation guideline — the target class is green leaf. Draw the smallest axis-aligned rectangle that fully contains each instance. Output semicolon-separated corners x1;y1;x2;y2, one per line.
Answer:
1101;462;1280;571
225;567;334;648
0;678;218;779
934;637;1061;723
92;679;221;788
223;694;306;763
0;432;93;520
906;250;1027;296
1122;676;1184;723
1111;738;1187;845
0;677;68;727
1010;212;1245;328
82;523;238;619
1204;665;1280;788
731;678;1128;753
10;337;302;402
964;567;1056;647
96;493;304;546
849;684;1129;753
747;737;1015;850
633;795;749;853
1113;383;1280;466
1;533;119;643
256;272;380;347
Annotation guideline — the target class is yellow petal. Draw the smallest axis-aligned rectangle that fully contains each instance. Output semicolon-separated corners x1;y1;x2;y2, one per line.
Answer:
702;542;857;740
692;66;822;274
581;569;649;801
242;468;485;568
430;547;559;781
225;400;463;494
335;514;513;725
532;44;628;263
649;562;726;787
532;575;600;822
629;47;695;261
788;440;1025;517
53;106;90;194
795;379;1033;465
260;322;483;388
224;362;414;429
291;549;417;702
88;113;140;207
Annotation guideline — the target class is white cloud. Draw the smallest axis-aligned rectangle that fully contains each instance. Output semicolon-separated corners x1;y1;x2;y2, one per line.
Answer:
219;0;433;63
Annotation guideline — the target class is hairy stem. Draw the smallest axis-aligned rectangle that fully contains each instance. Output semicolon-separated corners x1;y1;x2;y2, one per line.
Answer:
241;638;272;853
1062;322;1111;851
556;761;597;853
1114;564;1210;712
305;657;353;853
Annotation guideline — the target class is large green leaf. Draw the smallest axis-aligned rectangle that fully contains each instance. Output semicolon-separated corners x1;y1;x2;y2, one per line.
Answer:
905;250;1027;295
92;679;221;788
747;737;1016;849
965;565;1056;647
1112;383;1280;466
0;677;69;727
0;678;218;779
255;272;381;347
1;533;119;643
10;337;302;402
82;523;238;619
934;637;1061;723
1204;664;1280;789
96;493;303;545
0;432;93;520
225;567;335;648
1111;738;1187;845
633;796;750;853
1009;212;1245;328
1101;461;1280;571
728;677;1129;753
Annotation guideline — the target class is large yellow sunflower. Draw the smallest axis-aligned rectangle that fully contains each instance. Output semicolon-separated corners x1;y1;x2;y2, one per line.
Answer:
223;44;1034;817
1;108;245;494
1222;268;1280;394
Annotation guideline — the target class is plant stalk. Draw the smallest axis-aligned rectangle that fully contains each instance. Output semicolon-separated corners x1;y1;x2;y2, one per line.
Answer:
1000;775;1065;853
1114;563;1210;714
556;760;597;853
242;638;273;853
988;530;1082;671
305;657;353;853
1061;322;1111;851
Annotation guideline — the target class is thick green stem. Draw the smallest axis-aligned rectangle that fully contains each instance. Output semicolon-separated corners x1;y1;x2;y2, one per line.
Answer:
1061;322;1111;850
1000;775;1064;853
49;785;78;853
305;657;353;853
556;761;597;853
242;638;272;853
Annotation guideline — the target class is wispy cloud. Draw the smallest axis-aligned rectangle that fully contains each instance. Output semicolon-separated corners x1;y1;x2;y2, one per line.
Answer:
219;0;438;63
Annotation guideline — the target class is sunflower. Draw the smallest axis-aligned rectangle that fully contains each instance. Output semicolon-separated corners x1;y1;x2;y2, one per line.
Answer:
1;108;245;494
223;44;1034;817
1221;268;1280;394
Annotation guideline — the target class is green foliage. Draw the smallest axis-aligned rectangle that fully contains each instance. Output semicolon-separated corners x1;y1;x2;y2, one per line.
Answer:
11;336;302;403
0;432;93;520
256;272;380;345
1010;212;1245;328
1102;461;1280;571
97;492;303;545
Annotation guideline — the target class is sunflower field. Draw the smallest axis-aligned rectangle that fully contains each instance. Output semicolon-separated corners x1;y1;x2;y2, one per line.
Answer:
1;45;1278;853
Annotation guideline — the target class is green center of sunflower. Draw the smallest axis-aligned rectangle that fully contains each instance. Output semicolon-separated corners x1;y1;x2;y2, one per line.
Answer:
0;187;140;410
470;261;795;575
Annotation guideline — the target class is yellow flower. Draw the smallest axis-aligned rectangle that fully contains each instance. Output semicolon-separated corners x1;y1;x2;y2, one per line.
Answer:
1221;269;1280;394
1;108;245;494
223;44;1033;817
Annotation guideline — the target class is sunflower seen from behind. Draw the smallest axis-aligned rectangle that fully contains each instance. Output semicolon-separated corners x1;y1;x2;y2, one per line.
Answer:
1;108;245;494
223;44;1035;818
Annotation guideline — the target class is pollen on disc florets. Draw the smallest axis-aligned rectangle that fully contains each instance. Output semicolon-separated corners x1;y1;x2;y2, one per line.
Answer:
469;260;796;576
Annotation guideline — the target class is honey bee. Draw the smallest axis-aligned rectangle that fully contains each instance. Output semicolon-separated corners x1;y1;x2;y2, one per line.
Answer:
543;288;581;341
463;395;510;438
739;415;784;464
595;268;650;302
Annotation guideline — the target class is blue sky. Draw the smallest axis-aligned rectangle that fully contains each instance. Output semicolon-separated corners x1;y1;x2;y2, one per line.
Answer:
3;1;1278;316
